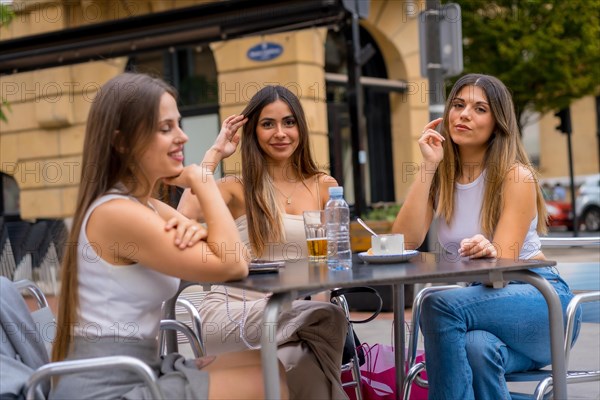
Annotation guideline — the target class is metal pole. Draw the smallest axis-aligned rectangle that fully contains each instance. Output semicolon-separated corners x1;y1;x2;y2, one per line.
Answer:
596;95;600;176
345;10;367;217
0;174;4;215
424;0;444;252
393;284;406;400
566;131;579;236
425;0;445;121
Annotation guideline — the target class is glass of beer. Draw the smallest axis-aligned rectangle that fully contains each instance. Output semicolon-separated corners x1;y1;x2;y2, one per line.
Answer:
303;210;327;261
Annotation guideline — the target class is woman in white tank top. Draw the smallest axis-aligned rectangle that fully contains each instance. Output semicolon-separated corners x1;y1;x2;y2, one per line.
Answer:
51;73;288;400
391;74;580;399
179;86;348;400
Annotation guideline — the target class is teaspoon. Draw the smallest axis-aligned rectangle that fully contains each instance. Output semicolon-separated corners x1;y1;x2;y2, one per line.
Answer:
356;218;379;237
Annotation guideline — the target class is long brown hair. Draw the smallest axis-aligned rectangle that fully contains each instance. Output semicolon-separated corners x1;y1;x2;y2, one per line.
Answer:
240;85;320;257
52;73;177;361
432;74;547;237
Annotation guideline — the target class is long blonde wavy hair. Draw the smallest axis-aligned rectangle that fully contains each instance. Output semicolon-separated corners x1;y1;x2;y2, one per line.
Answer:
52;73;176;362
240;86;321;257
432;74;547;237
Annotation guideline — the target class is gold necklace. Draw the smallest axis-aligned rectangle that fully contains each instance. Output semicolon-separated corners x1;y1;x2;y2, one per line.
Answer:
275;181;300;205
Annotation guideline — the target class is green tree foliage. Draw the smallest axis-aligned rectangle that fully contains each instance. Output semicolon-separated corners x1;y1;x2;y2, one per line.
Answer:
0;3;14;26
0;3;15;122
454;0;600;125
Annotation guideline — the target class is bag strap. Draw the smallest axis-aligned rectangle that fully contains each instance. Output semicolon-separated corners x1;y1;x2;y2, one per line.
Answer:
330;286;383;324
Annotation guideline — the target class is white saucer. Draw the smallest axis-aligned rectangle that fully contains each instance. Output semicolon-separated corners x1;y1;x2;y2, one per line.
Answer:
358;250;419;264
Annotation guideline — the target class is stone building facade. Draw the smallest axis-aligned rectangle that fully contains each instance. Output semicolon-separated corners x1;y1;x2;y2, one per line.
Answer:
1;0;597;220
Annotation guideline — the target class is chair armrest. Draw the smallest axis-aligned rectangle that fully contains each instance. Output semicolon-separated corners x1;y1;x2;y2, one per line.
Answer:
540;237;600;247
175;298;206;356
159;319;203;358
407;285;461;368
25;355;163;400
14;279;49;309
564;291;600;364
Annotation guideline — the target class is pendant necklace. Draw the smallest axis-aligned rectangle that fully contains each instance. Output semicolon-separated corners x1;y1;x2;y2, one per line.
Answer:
276;181;300;205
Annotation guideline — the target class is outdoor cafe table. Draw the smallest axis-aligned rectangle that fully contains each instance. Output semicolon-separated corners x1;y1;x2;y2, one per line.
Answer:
172;252;567;400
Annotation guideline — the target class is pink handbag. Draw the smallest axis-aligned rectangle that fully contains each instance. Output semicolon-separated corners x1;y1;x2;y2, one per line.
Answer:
341;343;428;400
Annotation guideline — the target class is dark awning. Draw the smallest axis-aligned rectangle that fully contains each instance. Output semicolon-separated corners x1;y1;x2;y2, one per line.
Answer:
0;0;367;75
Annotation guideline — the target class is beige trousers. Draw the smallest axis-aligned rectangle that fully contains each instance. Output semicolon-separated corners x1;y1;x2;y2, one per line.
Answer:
198;290;349;400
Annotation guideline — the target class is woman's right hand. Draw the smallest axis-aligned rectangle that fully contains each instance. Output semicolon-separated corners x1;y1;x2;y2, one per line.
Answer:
200;114;247;172
418;118;445;164
210;114;248;159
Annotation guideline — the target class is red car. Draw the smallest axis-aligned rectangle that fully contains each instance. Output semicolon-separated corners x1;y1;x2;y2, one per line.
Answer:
543;189;573;230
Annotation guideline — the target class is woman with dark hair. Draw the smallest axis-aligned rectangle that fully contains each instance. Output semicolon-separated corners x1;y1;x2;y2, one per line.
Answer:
178;85;348;400
392;73;580;399
51;73;288;399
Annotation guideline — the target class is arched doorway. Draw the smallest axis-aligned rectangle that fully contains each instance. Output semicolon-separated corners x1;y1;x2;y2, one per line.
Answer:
325;26;395;208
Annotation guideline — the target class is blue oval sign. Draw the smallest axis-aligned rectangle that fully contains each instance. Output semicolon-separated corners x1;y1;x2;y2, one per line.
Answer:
247;42;283;62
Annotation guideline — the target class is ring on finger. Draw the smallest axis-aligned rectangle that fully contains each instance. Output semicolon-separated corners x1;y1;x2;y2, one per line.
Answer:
191;226;199;232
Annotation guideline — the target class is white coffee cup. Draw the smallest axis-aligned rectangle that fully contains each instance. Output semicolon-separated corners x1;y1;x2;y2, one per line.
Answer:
371;234;405;255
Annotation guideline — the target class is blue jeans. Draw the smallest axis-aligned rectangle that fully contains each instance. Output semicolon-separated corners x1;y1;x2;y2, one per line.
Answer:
419;267;581;400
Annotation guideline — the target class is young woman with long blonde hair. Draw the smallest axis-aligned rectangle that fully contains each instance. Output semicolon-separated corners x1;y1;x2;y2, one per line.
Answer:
392;73;580;399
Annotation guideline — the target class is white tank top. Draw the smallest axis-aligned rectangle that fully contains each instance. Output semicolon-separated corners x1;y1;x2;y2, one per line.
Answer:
436;171;542;259
210;176;320;300
74;193;180;340
235;214;307;261
210;213;309;301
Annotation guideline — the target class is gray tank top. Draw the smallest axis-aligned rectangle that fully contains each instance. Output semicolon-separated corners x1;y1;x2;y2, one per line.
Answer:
436;171;542;259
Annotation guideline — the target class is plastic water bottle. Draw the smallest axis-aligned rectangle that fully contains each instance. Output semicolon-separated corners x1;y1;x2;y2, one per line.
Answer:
326;186;352;270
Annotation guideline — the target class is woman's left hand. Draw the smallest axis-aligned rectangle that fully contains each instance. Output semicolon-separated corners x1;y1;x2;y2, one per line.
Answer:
164;217;207;249
459;234;498;259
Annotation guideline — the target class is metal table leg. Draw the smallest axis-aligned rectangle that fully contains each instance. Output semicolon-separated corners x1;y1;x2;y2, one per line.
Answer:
260;292;291;399
393;284;405;400
504;270;567;400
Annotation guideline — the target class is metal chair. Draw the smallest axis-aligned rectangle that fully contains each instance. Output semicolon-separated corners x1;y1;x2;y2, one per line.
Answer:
160;281;209;357
331;291;364;400
2;279;164;400
404;287;600;400
158;296;206;358
404;237;600;400
403;285;462;399
506;290;600;400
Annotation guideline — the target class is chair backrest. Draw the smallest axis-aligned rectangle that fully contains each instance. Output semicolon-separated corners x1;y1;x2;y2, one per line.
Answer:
0;224;17;280
5;221;32;266
22;222;50;270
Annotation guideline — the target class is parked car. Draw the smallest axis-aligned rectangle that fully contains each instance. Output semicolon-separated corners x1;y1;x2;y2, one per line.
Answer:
575;175;600;231
543;188;573;230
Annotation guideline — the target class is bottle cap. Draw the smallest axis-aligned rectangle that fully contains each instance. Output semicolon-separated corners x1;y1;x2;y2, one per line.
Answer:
329;186;343;197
